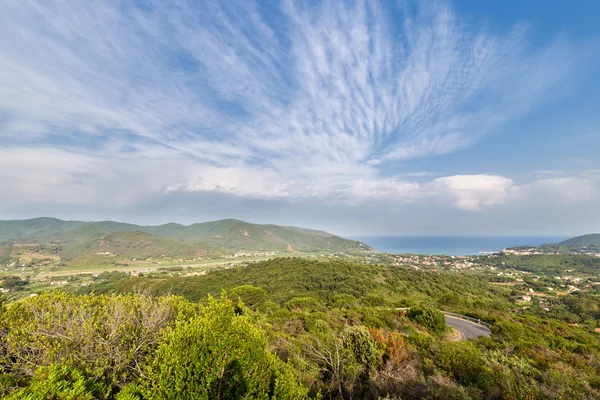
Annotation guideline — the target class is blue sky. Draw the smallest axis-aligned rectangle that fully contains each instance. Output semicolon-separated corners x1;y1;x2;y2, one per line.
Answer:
1;0;599;236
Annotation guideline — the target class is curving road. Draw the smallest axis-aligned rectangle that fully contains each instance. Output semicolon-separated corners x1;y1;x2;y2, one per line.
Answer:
445;315;491;340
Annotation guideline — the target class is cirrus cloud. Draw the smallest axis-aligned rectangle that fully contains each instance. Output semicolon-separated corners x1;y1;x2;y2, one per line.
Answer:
0;0;594;218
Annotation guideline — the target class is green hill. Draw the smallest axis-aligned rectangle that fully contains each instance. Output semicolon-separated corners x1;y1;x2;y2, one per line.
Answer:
166;219;369;252
507;233;600;255
0;217;84;242
59;231;222;266
0;217;371;254
85;258;511;312
559;234;600;247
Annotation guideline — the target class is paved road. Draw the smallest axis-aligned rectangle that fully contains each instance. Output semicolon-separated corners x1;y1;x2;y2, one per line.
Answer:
445;315;491;340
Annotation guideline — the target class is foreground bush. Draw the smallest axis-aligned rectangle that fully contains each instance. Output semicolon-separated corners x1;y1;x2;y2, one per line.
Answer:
4;364;108;400
0;291;196;387
2;258;600;399
406;306;446;334
141;295;308;399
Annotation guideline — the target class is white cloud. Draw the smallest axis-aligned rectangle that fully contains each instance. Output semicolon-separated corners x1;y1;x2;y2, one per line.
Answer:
1;143;597;215
165;167;293;199
432;175;516;210
520;177;597;203
0;0;591;212
429;174;600;211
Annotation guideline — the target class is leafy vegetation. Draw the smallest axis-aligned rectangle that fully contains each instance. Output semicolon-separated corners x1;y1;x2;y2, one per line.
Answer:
58;231;222;266
2;258;600;399
141;295;307;399
4;365;109;400
406;306;447;334
81;258;512;314
483;253;600;276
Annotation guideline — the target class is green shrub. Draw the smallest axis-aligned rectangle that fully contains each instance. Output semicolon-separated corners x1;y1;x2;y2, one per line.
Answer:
300;312;331;333
330;294;358;309
0;372;20;398
361;294;387;307
114;383;144;400
142;295;308;399
0;291;196;386
406;306;446;334
286;297;323;312
230;285;267;310
4;364;108;400
342;326;381;377
432;342;492;390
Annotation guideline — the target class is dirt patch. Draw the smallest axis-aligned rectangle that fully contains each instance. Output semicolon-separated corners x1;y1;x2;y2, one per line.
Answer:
445;328;463;342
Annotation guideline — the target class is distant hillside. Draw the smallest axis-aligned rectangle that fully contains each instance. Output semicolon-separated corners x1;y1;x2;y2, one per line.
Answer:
0;217;372;254
165;219;369;252
0;217;137;243
558;234;600;247
58;231;222;266
506;233;600;255
0;217;84;241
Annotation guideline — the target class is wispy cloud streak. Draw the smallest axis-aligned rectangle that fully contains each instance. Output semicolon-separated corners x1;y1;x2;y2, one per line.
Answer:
0;0;589;209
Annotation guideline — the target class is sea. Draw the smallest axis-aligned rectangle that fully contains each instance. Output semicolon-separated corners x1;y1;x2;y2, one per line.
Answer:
352;236;568;256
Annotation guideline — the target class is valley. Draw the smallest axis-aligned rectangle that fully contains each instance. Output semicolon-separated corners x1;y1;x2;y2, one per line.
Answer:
0;217;372;300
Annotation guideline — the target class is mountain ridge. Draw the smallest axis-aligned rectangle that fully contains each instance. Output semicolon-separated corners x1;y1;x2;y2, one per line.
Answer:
506;233;600;255
0;217;372;253
558;233;600;247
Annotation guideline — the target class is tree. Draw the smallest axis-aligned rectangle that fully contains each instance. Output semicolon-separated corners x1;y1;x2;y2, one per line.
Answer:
406;306;446;334
0;291;196;386
296;326;380;397
286;297;323;312
0;275;28;291
341;326;380;378
4;364;108;400
141;295;308;400
230;285;267;311
298;330;355;397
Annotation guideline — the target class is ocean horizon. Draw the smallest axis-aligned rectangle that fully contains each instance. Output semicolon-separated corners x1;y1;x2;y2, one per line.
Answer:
351;236;568;256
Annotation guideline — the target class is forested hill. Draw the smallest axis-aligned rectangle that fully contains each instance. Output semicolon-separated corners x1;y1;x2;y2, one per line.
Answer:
83;258;512;311
559;234;600;246
506;233;600;254
0;217;371;253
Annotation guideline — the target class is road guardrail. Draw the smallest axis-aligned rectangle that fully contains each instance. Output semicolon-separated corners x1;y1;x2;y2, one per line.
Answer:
395;308;493;328
441;311;493;328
